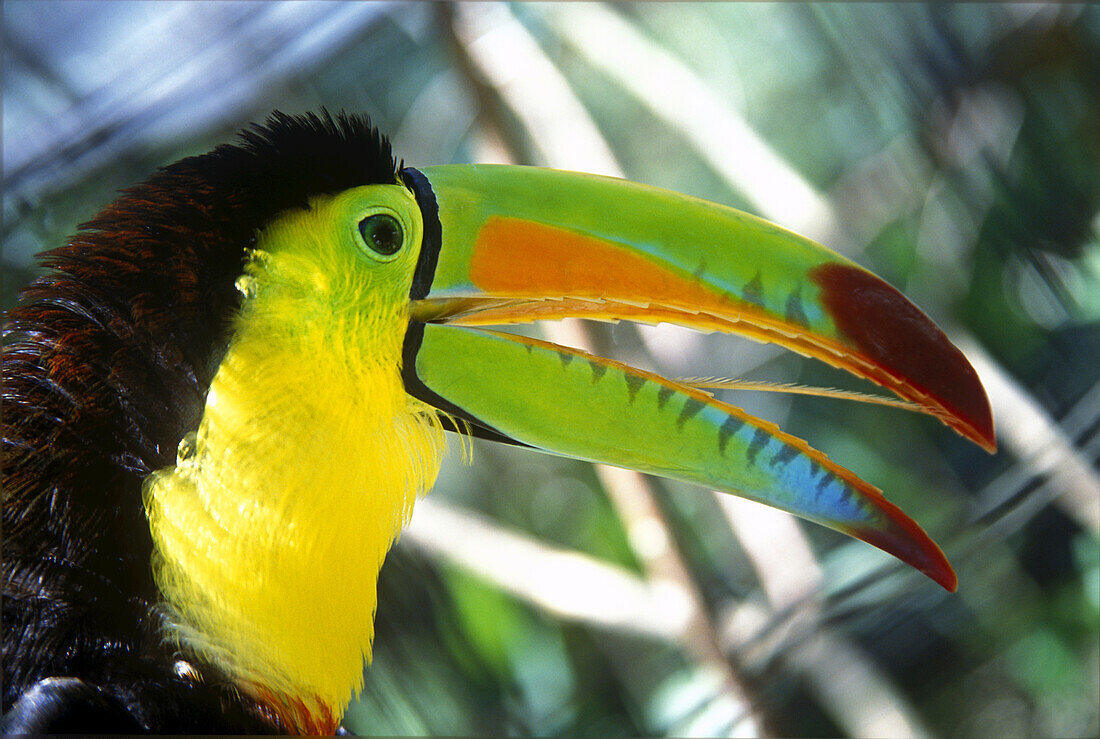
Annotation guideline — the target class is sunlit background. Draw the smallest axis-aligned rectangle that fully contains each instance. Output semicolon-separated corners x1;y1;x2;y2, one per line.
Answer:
4;2;1098;736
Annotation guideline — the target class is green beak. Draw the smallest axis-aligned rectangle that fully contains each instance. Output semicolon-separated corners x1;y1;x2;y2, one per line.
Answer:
400;165;996;591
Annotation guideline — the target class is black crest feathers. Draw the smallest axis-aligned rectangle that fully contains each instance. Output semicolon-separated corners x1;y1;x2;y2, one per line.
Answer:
202;109;400;234
2;110;397;731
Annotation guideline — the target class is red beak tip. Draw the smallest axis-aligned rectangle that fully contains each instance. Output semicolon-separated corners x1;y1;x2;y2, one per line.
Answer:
928;561;959;593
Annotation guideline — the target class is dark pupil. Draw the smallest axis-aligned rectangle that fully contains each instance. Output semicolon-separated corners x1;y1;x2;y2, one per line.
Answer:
359;214;403;256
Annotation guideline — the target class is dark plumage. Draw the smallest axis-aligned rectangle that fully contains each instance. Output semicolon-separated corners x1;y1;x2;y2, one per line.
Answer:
2;111;398;733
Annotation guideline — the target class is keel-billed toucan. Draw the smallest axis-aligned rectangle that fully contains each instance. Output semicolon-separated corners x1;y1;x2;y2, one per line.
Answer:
2;111;994;734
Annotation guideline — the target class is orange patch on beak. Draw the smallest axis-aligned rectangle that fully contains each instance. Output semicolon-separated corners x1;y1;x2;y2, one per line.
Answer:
469;216;727;308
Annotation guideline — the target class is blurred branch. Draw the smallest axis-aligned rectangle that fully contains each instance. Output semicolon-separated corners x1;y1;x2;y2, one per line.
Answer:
539;2;845;246
403;498;693;642
959;338;1100;533
3;2;389;203
718;498;935;739
445;2;620;175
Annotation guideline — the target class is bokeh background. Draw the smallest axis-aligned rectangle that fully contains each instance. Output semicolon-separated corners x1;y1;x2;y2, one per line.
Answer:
4;2;1098;736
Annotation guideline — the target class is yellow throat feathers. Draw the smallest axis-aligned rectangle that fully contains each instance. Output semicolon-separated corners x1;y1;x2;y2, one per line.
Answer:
143;185;448;730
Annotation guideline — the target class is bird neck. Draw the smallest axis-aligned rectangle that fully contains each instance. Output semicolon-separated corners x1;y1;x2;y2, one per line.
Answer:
142;266;447;733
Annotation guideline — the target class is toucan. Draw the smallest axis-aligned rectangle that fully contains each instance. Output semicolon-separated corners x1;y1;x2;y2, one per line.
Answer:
2;111;994;734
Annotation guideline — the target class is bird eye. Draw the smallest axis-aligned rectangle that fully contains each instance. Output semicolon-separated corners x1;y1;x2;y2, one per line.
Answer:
358;213;404;256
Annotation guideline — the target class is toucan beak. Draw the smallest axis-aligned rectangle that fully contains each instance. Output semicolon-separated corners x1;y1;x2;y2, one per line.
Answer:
399;164;996;592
